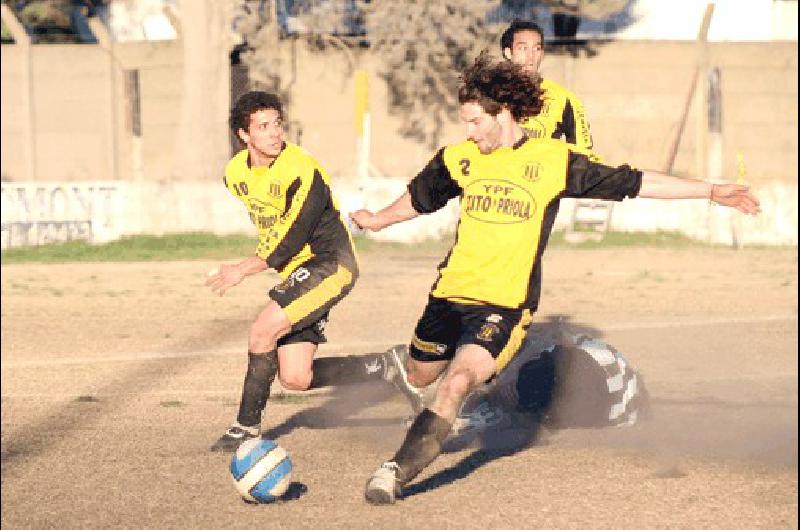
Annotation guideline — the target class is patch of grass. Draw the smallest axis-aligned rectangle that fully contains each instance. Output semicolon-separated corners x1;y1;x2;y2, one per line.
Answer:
632;269;666;282
548;230;706;248
0;233;258;264
652;465;688;479
352;234;454;255
0;230;789;265
160;400;185;408
271;393;313;404
74;395;99;403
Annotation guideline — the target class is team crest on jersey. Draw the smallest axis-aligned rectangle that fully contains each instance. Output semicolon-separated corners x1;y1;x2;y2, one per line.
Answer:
268;180;282;198
539;100;552;117
522;162;542;182
477;323;500;342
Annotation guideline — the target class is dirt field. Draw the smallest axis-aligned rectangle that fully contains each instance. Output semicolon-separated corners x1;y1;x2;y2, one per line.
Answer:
1;245;797;528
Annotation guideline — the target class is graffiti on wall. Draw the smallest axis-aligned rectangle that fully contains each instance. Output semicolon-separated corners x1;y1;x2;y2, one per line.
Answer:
1;183;126;249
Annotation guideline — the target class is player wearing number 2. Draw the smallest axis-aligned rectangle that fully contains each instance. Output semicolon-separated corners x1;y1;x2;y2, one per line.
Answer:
207;91;419;452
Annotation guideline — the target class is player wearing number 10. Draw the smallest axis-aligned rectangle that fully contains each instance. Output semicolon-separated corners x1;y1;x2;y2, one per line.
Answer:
206;91;419;452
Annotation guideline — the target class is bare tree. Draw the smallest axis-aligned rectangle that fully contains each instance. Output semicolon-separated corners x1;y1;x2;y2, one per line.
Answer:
234;0;360;105
361;0;501;148
233;0;289;98
236;0;632;149
538;0;630;19
171;0;237;180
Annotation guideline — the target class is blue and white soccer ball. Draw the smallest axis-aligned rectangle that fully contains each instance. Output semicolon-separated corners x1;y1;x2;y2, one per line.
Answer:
230;438;293;503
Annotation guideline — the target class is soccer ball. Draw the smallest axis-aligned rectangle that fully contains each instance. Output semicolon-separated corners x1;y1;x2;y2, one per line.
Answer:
230;438;293;503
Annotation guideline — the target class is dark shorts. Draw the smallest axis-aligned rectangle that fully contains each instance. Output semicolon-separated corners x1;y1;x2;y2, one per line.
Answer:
269;258;356;346
409;296;532;371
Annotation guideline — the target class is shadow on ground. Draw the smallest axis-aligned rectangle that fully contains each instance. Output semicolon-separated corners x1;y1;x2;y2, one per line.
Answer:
261;381;402;440
403;421;545;499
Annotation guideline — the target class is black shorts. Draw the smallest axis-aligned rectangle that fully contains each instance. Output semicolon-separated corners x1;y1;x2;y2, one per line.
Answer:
269;258;356;346
409;296;532;371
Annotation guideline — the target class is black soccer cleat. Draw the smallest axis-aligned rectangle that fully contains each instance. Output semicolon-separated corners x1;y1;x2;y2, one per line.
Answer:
209;423;259;453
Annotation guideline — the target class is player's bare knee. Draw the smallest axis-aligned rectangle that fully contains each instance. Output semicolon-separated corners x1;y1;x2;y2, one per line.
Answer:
439;369;476;402
278;369;312;391
248;322;287;352
407;364;430;388
248;329;277;353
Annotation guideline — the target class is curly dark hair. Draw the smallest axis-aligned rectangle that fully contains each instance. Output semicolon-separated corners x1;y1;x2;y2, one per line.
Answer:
500;19;544;53
229;91;284;135
458;51;543;122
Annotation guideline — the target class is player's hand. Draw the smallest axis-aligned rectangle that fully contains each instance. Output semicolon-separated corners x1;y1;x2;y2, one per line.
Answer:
711;184;761;215
205;264;245;297
349;209;384;231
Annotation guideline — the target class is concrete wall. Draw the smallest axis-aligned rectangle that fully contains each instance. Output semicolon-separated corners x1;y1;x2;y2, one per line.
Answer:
2;40;795;184
0;39;185;183
287;41;797;186
2;179;795;249
0;39;796;247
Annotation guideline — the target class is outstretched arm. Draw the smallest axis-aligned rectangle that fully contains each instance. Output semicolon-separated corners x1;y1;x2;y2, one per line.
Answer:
564;152;761;215
205;256;268;296
350;191;419;232
638;170;761;215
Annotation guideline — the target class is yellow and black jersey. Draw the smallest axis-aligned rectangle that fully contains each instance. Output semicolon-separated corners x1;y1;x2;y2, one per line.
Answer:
408;137;641;311
223;143;356;278
521;78;594;152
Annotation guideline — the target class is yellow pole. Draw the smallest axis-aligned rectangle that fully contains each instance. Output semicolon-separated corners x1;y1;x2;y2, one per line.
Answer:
735;150;747;185
354;69;369;182
732;150;747;249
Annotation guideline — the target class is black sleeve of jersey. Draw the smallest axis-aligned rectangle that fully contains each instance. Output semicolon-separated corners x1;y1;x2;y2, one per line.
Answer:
560;99;576;144
564;151;642;201
407;148;462;213
266;170;326;270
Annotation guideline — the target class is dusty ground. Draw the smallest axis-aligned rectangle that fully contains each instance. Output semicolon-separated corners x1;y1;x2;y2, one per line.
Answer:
1;245;797;528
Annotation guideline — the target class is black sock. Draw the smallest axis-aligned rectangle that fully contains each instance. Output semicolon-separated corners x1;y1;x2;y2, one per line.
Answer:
236;350;279;427
309;354;386;389
391;408;452;484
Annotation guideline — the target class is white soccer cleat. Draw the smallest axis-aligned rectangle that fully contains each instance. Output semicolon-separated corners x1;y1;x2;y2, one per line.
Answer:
382;345;425;413
365;461;402;505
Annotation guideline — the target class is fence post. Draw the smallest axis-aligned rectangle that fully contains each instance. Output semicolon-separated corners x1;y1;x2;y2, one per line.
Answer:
88;17;120;181
1;5;35;180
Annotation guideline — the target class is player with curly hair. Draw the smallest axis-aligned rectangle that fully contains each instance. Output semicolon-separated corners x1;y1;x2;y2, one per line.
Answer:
350;53;759;504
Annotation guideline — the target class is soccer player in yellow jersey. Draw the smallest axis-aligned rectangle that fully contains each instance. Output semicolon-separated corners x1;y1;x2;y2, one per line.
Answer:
502;19;594;150
351;53;760;504
207;91;420;452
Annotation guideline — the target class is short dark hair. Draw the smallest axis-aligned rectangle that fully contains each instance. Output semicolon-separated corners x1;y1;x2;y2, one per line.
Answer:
458;51;543;122
229;91;284;134
500;19;544;52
